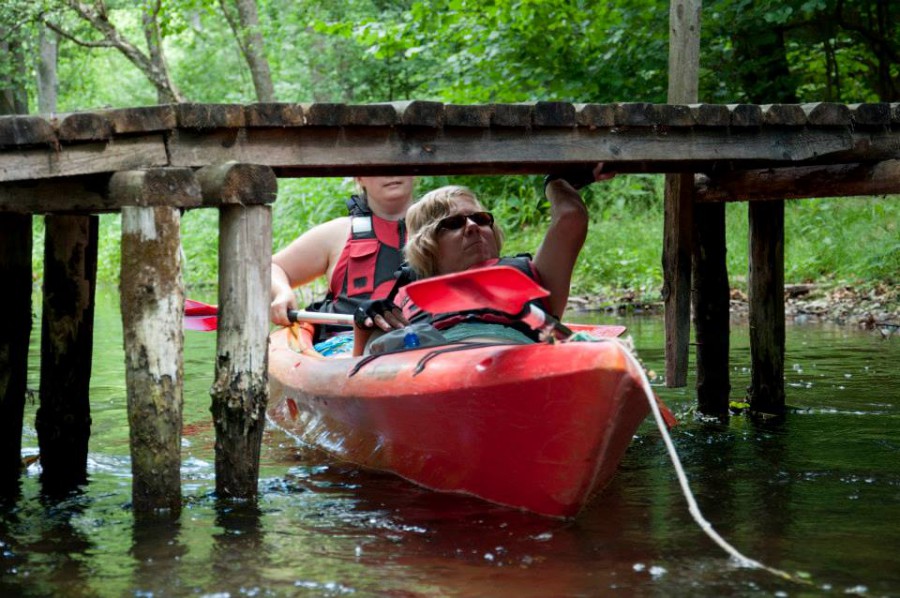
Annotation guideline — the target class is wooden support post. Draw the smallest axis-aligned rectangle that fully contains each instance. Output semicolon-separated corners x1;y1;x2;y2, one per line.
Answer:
35;214;98;491
663;175;694;387
120;205;185;514
200;162;276;499
748;200;785;416
692;203;731;418
0;214;32;495
663;0;702;387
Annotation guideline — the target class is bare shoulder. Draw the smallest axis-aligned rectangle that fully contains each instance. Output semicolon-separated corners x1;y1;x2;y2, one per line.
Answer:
274;216;352;285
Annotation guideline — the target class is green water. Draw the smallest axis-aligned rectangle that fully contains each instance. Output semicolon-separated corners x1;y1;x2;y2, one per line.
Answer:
2;288;899;596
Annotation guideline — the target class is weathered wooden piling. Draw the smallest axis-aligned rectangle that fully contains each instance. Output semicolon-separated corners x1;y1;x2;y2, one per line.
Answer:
120;205;185;513
0;214;32;492
692;203;731;418
747;201;786;416
116;168;200;514
199;162;276;499
663;0;702;388
35;214;98;489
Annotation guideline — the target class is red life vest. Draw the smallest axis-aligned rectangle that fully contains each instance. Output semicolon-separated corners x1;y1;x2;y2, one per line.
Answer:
395;256;550;339
308;200;406;318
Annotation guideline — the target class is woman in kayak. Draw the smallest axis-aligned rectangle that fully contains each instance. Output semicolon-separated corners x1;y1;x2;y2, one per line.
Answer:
354;165;612;343
269;176;416;334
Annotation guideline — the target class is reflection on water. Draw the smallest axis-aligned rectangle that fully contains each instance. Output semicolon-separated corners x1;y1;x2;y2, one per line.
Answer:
2;289;898;596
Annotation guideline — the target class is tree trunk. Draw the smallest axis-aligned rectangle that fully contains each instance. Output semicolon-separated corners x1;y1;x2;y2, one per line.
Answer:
0;29;28;113
37;27;58;114
731;22;798;103
221;0;276;102
43;1;183;103
142;3;181;104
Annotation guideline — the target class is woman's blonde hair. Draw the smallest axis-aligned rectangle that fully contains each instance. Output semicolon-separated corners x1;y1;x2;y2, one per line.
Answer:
404;185;504;277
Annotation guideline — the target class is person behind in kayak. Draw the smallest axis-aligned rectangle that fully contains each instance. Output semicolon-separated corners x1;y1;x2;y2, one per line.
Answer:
354;165;612;344
269;176;416;335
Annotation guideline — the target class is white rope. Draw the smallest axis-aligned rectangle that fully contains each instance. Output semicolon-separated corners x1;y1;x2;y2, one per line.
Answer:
613;339;810;584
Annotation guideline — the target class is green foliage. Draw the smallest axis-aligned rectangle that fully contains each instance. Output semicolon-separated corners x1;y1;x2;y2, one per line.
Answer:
785;196;900;284
18;0;900;303
703;0;899;102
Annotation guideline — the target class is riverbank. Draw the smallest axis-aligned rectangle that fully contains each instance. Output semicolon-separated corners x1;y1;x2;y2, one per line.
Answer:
570;282;900;333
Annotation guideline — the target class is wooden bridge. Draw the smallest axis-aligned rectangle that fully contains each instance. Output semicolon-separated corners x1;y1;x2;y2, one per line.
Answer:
2;100;898;512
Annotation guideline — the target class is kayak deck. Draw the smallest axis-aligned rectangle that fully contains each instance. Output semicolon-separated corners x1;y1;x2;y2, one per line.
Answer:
267;324;651;518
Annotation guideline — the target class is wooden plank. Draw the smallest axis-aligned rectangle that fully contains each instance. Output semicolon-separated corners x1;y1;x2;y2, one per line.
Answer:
576;104;616;128
0;135;169;182
0;169;202;214
491;103;533;127
244;103;304;127
108;168;202;208
343;104;398;126
120;205;184;514
35;214;98;491
444;104;492;127
392;101;444;127
0;115;56;147
850;103;891;127
614;102;655;127
211;204;271;499
653;104;696;127
165;126;860;175
729;104;763;127
300;102;346;126
747;200;785;416
534;102;576;128
195;162;277;206
101;105;177;134
0;214;31;492
176;103;245;129
802;102;851;126
695;160;900;202
58;111;114;141
761;104;807;126
690;104;731;127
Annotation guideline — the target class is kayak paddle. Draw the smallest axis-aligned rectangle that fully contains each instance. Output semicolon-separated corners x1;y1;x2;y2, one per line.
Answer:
184;299;353;331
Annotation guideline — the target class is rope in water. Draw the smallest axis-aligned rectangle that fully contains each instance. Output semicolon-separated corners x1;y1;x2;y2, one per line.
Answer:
614;338;813;586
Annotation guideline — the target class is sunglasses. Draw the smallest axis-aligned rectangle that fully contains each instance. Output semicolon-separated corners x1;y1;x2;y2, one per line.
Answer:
436;211;494;232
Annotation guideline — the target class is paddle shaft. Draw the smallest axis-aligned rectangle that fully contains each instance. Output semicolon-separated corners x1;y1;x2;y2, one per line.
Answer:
288;309;353;326
184;298;354;331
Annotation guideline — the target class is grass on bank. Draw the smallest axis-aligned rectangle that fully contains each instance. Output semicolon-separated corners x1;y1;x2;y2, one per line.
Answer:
29;176;900;304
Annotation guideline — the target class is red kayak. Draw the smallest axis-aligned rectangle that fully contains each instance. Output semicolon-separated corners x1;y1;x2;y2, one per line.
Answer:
267;320;662;518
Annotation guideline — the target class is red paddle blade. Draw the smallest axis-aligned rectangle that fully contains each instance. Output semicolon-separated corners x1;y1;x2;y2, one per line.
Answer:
184;314;218;331
568;323;628;338
404;265;549;315
184;299;218;331
185;299;218;317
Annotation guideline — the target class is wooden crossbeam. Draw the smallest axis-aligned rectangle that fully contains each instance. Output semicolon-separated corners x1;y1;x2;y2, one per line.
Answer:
1;102;896;185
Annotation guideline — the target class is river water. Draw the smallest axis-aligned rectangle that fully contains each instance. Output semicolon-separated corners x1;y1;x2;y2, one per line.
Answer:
2;289;898;597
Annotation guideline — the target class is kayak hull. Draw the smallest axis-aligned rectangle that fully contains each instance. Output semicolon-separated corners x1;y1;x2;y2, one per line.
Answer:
267;325;651;518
